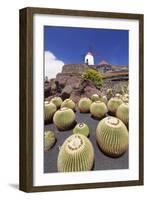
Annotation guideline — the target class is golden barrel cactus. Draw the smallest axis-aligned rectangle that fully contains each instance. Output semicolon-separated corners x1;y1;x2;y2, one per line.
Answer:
57;134;94;172
73;123;90;137
44;130;56;151
78;97;92;113
53;107;76;131
50;97;63;109
96;116;128;157
116;103;129;126
44;101;57;123
90;101;108;118
61;98;76;111
107;97;123;115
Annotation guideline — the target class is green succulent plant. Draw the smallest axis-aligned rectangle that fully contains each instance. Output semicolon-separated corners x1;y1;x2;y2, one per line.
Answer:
61;98;76;110
90;101;108;118
44;102;57;123
101;95;108;104
107;97;123;115
96;116;128;157
106;88;113;100
53;107;76;131
73;123;90;137
57;134;94;172
91;94;99;102
116;103;129;126
78;97;92;113
50;97;63;109
44;130;56;151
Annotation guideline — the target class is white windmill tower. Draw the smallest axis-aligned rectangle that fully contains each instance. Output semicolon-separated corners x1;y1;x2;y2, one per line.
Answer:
84;52;94;65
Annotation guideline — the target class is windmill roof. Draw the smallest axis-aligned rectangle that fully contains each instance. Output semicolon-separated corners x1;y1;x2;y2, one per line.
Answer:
86;51;93;55
98;60;110;65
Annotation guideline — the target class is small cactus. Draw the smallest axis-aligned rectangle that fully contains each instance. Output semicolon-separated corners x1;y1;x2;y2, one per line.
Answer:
57;134;94;172
106;88;113;100
91;94;99;102
44;102;57;123
107;97;123;115
53;107;76;131
90;101;108;118
96;116;128;157
44;130;56;151
78;97;92;113
101;95;108;104
116;103;129;126
61;98;76;111
50;97;63;109
73;123;90;137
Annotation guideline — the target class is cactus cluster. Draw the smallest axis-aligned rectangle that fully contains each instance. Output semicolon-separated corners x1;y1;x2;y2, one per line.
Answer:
44;101;57;122
57;134;94;172
90;101;108;118
53;107;76;131
61;98;76;110
73;123;89;137
78;97;92;113
50;97;63;109
44;130;56;151
96;116;128;157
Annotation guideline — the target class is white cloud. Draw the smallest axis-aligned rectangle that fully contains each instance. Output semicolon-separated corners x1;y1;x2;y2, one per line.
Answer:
45;51;64;79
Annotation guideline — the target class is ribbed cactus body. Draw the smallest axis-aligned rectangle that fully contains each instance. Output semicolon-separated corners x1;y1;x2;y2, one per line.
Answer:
73;123;89;137
91;94;99;102
107;97;123;114
116;103;129;126
50;97;63;109
44;130;56;151
61;99;76;110
90;101;108;118
44;102;57;122
78;97;92;113
57;134;94;172
53;107;76;131
106;89;113;100
101;95;108;104
96;116;128;157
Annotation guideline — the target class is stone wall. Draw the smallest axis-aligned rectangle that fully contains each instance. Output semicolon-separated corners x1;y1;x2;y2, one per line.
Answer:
62;64;88;74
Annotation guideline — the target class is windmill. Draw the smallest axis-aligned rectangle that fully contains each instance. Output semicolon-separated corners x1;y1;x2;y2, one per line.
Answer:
80;44;103;65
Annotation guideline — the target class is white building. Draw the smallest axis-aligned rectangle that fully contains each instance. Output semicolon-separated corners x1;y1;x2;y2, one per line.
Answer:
84;52;94;65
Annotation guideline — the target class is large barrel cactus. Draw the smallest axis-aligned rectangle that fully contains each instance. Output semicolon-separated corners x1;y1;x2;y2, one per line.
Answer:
73;123;90;137
116;103;129;126
44;101;57;123
61;98;76;111
90;101;108;118
50;97;63;109
53;107;76;131
78;97;92;113
96;116;128;157
57;134;94;172
107;97;123;115
44;130;56;151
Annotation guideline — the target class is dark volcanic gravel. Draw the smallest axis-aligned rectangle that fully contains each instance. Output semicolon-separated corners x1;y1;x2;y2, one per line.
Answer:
44;110;128;173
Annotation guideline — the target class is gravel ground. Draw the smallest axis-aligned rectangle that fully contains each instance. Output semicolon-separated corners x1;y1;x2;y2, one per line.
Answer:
44;110;128;173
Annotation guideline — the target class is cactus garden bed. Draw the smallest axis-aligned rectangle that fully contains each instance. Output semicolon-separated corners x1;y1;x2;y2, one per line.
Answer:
44;109;128;173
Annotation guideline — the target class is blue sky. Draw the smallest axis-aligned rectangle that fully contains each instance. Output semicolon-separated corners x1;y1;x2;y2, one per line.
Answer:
44;26;128;79
44;26;128;66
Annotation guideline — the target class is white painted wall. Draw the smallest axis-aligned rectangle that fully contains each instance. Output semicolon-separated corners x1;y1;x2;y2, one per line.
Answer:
85;53;94;65
0;0;146;199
